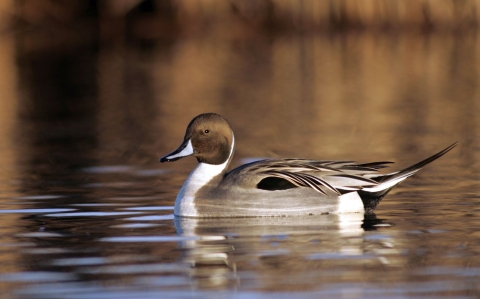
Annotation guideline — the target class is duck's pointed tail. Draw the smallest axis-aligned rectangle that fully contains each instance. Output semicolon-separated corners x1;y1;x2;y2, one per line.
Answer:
358;142;457;214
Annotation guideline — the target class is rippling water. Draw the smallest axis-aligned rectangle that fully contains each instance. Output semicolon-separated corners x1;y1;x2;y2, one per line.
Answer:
0;29;479;298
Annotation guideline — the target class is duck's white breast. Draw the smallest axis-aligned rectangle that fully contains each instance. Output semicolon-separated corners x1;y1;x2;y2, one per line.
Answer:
174;161;229;217
175;135;235;217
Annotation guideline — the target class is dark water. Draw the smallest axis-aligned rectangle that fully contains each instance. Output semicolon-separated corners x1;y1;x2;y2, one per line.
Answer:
1;30;480;298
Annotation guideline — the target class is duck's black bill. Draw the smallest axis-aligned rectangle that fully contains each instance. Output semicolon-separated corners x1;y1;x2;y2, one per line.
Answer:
159;139;193;163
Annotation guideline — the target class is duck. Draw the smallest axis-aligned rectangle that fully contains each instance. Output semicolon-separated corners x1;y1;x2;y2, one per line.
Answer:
160;113;456;218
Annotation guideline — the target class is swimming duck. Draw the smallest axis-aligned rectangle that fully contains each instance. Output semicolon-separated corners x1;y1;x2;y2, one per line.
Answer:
160;113;456;217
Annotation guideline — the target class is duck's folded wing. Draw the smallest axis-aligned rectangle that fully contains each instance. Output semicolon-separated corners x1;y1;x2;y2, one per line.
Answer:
225;159;391;195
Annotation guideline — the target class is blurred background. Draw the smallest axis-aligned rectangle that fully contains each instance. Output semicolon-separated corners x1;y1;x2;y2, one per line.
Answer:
1;0;479;208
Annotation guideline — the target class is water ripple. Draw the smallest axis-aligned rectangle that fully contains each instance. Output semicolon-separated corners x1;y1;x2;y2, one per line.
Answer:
0;208;75;214
100;236;199;242
43;211;143;217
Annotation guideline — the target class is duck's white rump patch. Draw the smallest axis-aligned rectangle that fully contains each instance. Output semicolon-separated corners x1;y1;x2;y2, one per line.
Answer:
336;192;364;214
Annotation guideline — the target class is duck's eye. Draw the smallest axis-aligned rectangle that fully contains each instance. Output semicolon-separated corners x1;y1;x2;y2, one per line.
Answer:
204;129;210;134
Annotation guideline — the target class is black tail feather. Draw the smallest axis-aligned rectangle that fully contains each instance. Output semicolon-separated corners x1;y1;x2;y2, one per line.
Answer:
359;142;457;214
374;142;457;183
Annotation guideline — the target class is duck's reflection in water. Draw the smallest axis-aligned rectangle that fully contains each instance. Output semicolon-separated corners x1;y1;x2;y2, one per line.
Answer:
174;214;396;291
